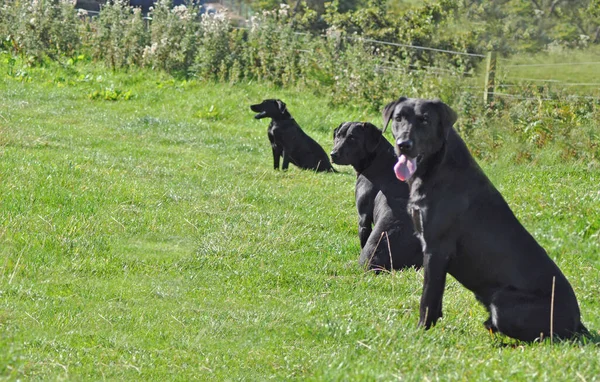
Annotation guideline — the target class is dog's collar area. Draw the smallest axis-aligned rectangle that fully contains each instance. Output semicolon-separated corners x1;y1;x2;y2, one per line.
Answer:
278;109;293;120
355;150;378;175
272;115;295;122
414;141;447;181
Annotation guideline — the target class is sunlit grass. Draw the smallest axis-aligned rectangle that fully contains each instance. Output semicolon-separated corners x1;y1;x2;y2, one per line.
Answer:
1;60;599;380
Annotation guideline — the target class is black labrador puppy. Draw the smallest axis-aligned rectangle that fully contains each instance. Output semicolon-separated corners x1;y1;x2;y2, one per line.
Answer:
383;97;587;342
331;122;422;271
250;99;336;172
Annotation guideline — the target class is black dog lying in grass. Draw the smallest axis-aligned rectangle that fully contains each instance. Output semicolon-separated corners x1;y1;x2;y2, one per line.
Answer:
250;99;336;172
383;97;588;342
331;122;422;271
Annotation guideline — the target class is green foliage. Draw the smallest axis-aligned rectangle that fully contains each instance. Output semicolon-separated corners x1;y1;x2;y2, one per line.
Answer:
190;13;232;80
0;0;598;159
456;0;600;52
0;0;81;63
88;86;134;100
241;5;312;86
92;0;150;70
324;0;481;71
195;104;222;119
142;0;201;74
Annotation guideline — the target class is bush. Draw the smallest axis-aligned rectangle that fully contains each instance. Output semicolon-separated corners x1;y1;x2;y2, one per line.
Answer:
142;0;201;74
190;13;232;80
0;0;81;63
92;0;149;70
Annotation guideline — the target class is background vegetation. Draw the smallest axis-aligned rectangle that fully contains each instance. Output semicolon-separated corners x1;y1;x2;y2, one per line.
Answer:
1;0;599;380
1;0;599;163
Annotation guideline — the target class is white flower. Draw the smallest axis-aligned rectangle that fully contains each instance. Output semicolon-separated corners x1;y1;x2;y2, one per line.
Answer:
172;5;191;21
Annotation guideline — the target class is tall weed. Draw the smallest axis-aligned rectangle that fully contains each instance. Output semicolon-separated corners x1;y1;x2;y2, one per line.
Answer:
142;0;200;74
190;13;231;80
92;0;149;70
0;0;80;63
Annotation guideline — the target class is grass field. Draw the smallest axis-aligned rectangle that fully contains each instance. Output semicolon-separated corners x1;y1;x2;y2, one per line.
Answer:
1;60;599;380
497;46;600;97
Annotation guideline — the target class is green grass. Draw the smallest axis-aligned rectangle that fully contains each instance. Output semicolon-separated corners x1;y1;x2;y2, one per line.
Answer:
1;61;599;381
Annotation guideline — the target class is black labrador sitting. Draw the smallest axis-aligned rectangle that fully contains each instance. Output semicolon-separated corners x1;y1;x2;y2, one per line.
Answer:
383;97;587;342
250;99;336;172
331;122;422;271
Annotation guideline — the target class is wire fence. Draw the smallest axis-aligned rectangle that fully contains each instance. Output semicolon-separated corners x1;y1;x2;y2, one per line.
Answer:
290;25;600;102
347;36;486;58
75;5;600;102
503;61;600;67
366;41;600;102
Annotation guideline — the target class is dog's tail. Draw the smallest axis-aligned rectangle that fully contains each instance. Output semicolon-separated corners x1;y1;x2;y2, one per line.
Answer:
315;160;338;173
576;322;591;337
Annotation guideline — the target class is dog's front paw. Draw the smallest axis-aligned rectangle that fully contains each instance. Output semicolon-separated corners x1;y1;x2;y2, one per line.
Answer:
417;318;430;329
483;318;498;333
418;308;442;329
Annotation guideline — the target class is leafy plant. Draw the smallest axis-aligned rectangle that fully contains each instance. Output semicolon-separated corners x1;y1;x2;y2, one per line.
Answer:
0;0;81;63
88;87;134;101
142;0;201;74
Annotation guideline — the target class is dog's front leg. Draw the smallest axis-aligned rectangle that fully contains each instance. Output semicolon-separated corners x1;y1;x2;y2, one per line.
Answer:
282;151;291;171
268;135;282;170
358;217;372;248
356;192;374;248
418;249;448;329
272;148;282;170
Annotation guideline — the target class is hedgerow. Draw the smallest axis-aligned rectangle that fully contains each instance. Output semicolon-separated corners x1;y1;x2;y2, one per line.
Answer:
0;0;598;162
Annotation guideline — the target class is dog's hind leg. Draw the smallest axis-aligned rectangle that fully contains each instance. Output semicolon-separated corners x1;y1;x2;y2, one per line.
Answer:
488;286;580;342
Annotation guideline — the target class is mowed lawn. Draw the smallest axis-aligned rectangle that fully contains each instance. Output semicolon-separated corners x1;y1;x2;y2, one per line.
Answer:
1;63;599;380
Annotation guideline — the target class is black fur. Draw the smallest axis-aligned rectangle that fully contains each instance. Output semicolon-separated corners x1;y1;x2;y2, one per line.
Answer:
384;97;587;342
331;122;422;271
250;99;336;172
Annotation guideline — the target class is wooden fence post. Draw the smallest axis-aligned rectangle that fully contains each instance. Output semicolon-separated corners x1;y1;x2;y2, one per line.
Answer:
483;51;497;105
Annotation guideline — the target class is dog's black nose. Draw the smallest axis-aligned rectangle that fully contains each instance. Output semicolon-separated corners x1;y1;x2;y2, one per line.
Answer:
396;139;413;152
330;151;338;160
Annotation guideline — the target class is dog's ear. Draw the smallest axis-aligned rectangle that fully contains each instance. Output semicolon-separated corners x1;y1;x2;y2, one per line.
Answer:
276;100;288;116
431;99;457;138
363;122;383;152
382;97;407;133
333;123;343;139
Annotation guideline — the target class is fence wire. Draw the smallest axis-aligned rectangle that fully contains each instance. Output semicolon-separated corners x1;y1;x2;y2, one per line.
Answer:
76;6;600;102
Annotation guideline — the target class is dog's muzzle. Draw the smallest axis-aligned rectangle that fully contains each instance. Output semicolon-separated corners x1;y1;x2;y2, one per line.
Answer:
396;139;414;153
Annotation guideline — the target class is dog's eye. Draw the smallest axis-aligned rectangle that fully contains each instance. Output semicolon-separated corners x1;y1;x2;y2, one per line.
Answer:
417;115;429;124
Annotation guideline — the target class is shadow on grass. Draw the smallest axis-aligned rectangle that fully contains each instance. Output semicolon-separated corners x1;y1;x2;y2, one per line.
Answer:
579;328;600;346
490;327;600;348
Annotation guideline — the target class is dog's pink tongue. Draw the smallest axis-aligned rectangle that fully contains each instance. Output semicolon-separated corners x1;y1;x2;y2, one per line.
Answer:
394;155;417;181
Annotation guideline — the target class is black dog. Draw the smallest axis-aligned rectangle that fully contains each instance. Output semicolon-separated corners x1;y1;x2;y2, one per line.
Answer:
383;97;587;341
331;122;422;271
250;99;336;172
